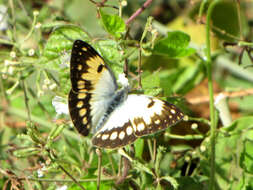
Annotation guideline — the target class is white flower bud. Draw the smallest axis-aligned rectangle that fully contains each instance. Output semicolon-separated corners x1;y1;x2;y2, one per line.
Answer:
28;49;35;56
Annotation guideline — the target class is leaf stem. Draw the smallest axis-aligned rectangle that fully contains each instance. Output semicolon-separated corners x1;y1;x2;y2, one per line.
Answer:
126;0;153;25
9;0;17;42
96;148;102;190
205;1;220;189
22;11;38;43
21;79;31;121
165;133;204;140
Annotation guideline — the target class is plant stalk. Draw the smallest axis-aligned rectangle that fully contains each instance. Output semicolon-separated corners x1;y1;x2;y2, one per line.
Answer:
205;1;220;189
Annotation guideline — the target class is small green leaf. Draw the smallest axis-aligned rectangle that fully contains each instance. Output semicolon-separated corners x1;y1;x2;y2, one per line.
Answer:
142;72;162;96
133;160;154;176
41;25;89;70
172;64;205;94
97;40;124;77
240;140;253;174
161;176;179;190
155;146;166;176
153;31;196;58
176;177;204;190
134;138;144;160
200;116;253;189
100;10;125;38
48;124;65;141
27;122;45;144
13;147;40;158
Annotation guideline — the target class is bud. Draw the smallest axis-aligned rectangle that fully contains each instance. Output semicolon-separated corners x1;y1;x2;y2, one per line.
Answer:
35;22;41;29
33;10;39;16
28;49;35;56
121;0;127;6
10;51;16;58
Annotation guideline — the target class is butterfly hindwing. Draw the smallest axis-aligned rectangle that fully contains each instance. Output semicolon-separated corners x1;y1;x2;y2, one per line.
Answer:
69;40;117;136
92;120;137;149
92;95;184;149
130;95;184;137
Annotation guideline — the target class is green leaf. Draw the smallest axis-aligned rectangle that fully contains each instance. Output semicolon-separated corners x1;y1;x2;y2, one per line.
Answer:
97;40;124;77
41;25;89;70
172;64;205;94
100;10;126;38
211;1;240;42
13;147;40;158
153;31;196;58
48;124;65;141
142;72;162;96
132;160;154;176
161;176;179;190
69;181;112;190
240;140;253;174
176;177;204;190
200;116;253;189
134;138;144;160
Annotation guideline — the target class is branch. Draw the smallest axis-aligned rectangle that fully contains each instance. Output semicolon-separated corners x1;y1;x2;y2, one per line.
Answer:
187;88;253;105
126;0;153;25
88;0;118;9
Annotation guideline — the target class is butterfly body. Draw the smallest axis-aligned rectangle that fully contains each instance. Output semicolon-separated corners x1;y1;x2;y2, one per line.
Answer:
93;87;128;134
68;40;184;149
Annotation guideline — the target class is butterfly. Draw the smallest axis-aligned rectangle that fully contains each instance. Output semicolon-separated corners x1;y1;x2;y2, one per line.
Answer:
68;40;184;149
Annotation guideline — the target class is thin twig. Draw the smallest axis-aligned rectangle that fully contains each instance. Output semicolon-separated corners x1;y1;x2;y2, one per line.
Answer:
116;157;130;184
206;1;220;189
165;133;204;140
153;138;156;164
123;58;128;77
9;0;17;42
47;150;86;190
236;0;243;40
96;148;102;190
126;0;153;25
147;139;153;161
21;79;31;121
187;88;253;105
58;165;86;190
199;19;241;41
137;47;142;88
107;153;116;176
88;0;118;9
22;11;38;43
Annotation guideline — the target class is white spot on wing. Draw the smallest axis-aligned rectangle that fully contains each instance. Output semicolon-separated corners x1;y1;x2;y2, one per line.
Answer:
137;123;145;131
170;109;176;114
119;131;125;140
102;134;109;140
126;126;133;135
110;131;118;140
154;119;160;124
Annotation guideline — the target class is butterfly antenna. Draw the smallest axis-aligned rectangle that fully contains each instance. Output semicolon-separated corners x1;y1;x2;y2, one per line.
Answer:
96;148;102;190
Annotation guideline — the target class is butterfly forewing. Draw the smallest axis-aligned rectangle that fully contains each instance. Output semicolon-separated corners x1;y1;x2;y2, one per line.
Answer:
68;90;91;136
68;40;117;136
92;95;184;149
